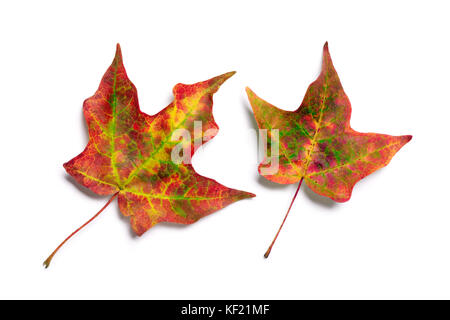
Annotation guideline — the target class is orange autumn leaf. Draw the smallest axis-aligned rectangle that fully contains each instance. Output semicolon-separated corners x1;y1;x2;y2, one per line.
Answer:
44;44;254;267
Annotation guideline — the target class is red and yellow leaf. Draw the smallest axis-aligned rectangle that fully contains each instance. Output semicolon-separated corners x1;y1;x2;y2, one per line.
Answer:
44;45;254;267
66;44;254;234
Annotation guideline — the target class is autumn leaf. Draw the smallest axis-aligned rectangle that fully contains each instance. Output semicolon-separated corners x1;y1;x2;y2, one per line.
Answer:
246;42;411;257
44;44;255;267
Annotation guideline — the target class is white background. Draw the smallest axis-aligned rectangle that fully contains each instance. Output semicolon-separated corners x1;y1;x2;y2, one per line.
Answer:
0;0;448;299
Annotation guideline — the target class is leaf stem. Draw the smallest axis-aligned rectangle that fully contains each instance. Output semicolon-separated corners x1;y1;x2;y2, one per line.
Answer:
264;178;303;258
43;191;119;268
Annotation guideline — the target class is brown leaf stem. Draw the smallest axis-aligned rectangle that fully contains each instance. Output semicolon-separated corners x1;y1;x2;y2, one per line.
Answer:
264;178;303;258
43;191;119;268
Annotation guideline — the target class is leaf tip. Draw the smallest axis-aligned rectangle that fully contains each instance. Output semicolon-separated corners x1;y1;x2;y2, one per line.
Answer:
398;134;413;147
245;87;263;114
204;71;236;94
245;191;257;199
233;190;256;201
245;87;257;102
113;43;123;64
62;161;73;176
217;71;236;83
322;41;331;59
321;41;336;74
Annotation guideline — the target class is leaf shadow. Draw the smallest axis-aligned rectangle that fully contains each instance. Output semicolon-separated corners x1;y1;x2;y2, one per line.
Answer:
80;107;89;144
157;222;190;230
242;96;258;131
114;204;140;239
114;203;194;240
64;174;104;199
303;185;336;209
